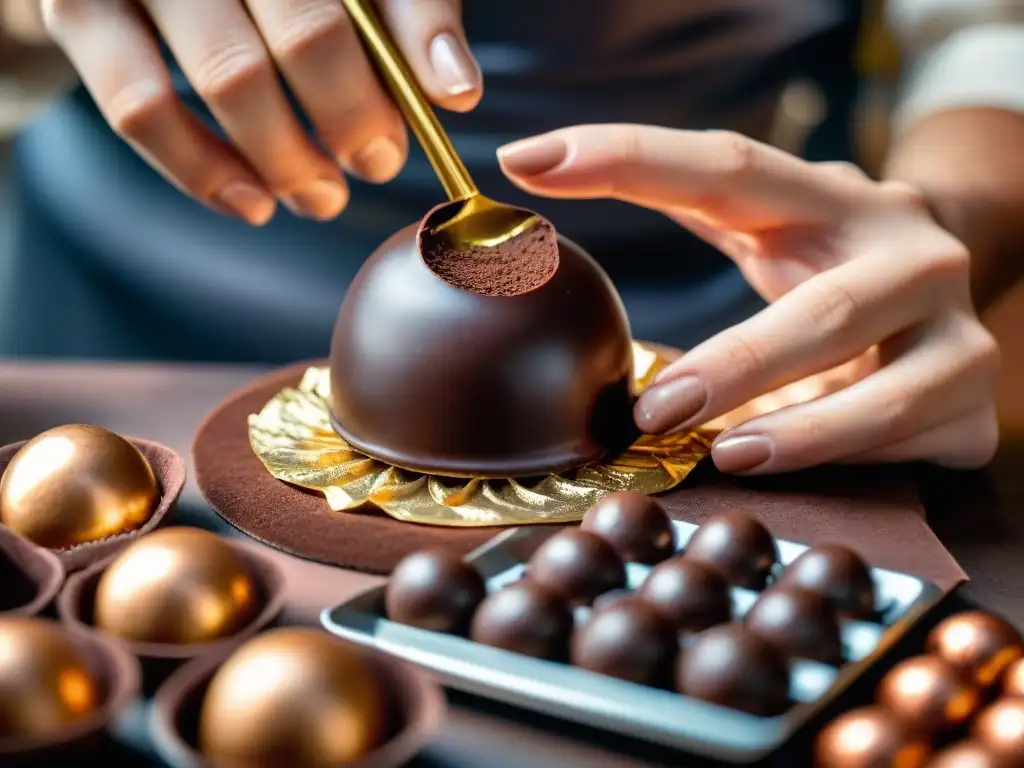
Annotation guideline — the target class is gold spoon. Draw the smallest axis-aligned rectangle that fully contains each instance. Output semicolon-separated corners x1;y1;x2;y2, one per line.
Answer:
342;0;540;249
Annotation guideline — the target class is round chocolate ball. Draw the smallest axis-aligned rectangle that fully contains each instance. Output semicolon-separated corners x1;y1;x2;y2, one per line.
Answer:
526;529;626;605
927;741;1003;768
570;597;678;686
683;511;778;590
876;655;979;734
0;618;101;740
676;623;790;716
813;707;931;768
385;549;486;634
971;698;1024;764
94;527;260;644
926;611;1024;687
743;586;843;665
1004;658;1024;698
775;544;876;620
199;628;388;767
580;492;676;564
636;556;732;633
328;211;636;478
470;581;574;661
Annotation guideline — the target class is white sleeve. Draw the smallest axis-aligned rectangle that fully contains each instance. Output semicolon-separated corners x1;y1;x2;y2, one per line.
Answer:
887;0;1024;136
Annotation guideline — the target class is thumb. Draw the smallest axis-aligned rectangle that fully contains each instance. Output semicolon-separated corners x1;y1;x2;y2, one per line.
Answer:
497;124;852;227
374;0;481;112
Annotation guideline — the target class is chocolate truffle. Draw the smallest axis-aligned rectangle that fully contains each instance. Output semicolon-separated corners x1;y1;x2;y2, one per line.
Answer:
927;742;1003;768
683;511;778;590
926;612;1024;687
676;624;790;716
971;698;1024;764
743;586;843;665
775;544;876;620
385;550;486;635
636;556;732;633
328;210;636;478
813;707;930;768
470;581;574;661
580;492;676;564
570;597;678;686
1004;658;1024;698
876;655;979;734
527;529;626;605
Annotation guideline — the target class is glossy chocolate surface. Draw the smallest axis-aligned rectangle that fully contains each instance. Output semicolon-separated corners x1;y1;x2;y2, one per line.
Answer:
570;597;677;686
636;556;732;633
682;510;778;589
675;623;789;716
329;210;635;478
876;655;979;734
385;550;486;635
580;492;676;564
813;707;931;768
926;611;1024;687
1004;658;1024;698
526;529;626;605
469;581;573;661
775;544;876;620
971;698;1024;762
744;586;843;664
927;741;1003;768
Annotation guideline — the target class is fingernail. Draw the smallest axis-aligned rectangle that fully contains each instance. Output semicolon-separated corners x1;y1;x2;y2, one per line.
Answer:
713;435;773;473
281;180;348;220
213;182;276;226
349;137;404;183
429;32;480;96
498;136;569;177
634;376;708;433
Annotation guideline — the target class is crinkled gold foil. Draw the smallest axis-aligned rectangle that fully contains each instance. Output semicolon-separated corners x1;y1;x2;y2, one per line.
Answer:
247;342;711;526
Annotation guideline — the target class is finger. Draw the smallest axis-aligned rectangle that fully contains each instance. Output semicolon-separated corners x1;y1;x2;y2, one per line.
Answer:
707;317;1000;474
497;125;864;229
372;0;481;112
43;0;277;225
245;0;407;183
839;405;999;469
138;0;348;220
635;255;941;435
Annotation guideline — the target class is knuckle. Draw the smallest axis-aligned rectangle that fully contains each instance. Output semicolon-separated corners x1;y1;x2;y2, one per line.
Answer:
41;0;90;32
193;39;273;103
269;2;351;62
802;277;862;339
921;242;971;283
107;80;178;141
706;130;758;179
718;328;769;379
880;180;929;212
875;387;918;443
966;325;1002;380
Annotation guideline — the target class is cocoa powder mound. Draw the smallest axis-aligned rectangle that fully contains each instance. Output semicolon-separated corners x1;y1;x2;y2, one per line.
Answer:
422;219;559;296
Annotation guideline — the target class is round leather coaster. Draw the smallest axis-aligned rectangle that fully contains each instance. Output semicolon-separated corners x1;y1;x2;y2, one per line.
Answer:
193;361;507;574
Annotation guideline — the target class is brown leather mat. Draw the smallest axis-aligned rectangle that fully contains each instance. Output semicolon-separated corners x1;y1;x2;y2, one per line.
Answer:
193;362;968;587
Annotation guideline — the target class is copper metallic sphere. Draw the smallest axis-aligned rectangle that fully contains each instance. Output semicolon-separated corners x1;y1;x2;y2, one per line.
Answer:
926;612;1023;688
876;655;979;734
199;628;388;767
0;424;158;549
1002;659;1024;699
0;618;101;740
813;706;930;768
970;698;1024;765
926;741;1005;768
94;528;259;644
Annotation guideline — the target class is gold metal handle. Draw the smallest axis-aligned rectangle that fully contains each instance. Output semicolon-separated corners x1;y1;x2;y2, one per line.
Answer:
341;0;477;201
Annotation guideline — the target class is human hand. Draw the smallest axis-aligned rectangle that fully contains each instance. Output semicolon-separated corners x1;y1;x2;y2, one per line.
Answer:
42;0;479;224
498;125;1000;474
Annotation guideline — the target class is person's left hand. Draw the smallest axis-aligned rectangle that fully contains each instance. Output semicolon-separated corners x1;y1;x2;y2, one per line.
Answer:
498;125;1000;475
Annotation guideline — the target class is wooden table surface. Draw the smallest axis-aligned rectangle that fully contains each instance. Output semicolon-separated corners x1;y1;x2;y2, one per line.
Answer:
1;290;1023;767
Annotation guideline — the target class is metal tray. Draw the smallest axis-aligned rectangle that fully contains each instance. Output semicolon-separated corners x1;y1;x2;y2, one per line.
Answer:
322;522;948;763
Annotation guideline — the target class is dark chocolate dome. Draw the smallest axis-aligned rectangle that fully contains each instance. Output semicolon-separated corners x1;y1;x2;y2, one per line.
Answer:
328;210;635;478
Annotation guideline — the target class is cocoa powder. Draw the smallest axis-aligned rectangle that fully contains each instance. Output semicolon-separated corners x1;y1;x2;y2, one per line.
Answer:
422;219;559;296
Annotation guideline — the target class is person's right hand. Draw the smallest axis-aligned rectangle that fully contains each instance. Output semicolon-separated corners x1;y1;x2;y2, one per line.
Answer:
42;0;480;225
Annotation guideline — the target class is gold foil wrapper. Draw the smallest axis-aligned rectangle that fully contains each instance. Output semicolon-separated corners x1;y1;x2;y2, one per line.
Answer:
248;342;711;527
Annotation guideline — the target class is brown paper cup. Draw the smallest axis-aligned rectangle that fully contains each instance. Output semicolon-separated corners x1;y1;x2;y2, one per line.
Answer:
0;436;186;572
0;525;64;617
151;637;446;768
56;537;286;693
0;620;141;767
